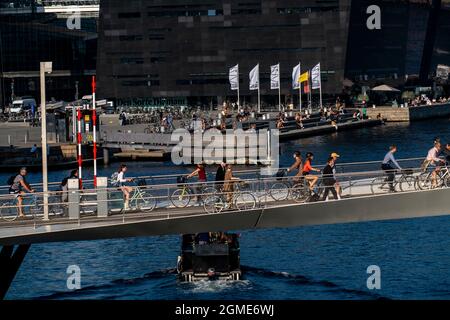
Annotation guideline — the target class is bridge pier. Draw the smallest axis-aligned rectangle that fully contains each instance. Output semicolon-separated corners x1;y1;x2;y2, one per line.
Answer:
0;244;31;300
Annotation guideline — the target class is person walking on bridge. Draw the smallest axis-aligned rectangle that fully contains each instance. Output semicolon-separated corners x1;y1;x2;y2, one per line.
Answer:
321;158;339;201
381;145;402;192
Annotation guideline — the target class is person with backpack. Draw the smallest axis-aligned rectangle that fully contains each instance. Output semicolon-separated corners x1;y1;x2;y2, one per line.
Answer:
60;169;78;202
111;164;134;210
8;167;35;218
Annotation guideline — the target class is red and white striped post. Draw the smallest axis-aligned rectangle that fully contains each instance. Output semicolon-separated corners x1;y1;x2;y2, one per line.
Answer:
92;76;97;187
76;107;83;189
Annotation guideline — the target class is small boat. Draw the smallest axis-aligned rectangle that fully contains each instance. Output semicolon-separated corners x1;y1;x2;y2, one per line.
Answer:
177;232;241;282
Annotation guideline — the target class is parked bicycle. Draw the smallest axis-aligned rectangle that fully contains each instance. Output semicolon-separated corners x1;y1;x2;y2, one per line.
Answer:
370;169;416;194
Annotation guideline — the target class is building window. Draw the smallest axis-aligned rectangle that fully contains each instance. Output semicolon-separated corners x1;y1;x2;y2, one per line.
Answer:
118;12;141;18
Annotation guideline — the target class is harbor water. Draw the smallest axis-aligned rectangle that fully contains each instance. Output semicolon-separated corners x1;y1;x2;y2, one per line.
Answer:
3;118;450;299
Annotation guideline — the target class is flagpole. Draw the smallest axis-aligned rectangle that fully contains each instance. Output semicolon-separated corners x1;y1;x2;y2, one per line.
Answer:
237;65;240;109
309;69;312;112
319;63;323;109
299;62;302;114
278;63;281;111
258;85;261;113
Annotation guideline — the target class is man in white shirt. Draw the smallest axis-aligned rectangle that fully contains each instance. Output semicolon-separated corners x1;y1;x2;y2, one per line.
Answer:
425;142;445;188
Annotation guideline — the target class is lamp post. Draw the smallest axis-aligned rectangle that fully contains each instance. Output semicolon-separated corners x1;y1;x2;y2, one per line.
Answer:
40;61;52;221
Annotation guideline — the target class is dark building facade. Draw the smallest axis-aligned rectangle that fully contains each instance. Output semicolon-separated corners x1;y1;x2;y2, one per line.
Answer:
97;0;352;108
0;0;99;105
96;0;450;108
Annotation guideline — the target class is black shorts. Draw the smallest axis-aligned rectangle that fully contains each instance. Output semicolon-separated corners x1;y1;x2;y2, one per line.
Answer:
302;172;310;176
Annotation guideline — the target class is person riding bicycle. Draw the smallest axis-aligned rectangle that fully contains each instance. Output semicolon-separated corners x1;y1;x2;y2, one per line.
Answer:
116;164;134;210
440;143;450;165
381;145;402;192
423;142;445;188
60;169;78;202
302;152;321;191
8;167;35;218
286;151;303;181
187;163;207;202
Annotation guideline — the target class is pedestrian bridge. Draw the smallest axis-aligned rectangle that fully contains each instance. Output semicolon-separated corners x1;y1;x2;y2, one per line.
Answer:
0;157;449;246
1;158;449;298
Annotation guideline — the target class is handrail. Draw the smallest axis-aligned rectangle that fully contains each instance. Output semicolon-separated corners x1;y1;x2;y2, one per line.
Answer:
0;164;447;227
0;157;427;191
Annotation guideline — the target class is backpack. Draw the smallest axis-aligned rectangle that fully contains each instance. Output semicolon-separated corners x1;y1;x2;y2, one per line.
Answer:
7;175;16;186
110;172;120;187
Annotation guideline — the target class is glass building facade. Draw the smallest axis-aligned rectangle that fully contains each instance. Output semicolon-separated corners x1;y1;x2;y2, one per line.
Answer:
0;0;98;105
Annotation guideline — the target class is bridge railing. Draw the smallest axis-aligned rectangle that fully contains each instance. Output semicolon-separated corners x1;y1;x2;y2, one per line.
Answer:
0;157;427;194
0;163;447;228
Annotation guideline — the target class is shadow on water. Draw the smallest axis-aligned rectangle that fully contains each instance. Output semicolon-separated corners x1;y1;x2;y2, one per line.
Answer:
34;265;386;300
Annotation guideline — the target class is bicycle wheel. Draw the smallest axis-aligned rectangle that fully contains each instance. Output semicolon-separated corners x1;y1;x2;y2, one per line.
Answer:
203;195;224;214
201;186;217;197
234;192;256;211
0;202;18;221
444;175;450;188
399;175;416;192
291;183;310;203
416;172;432;190
268;182;290;201
135;192;157;212
370;177;390;194
170;188;192;208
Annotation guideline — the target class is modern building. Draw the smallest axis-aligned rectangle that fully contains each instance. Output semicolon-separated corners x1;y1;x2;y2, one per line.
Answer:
96;0;450;108
0;0;99;106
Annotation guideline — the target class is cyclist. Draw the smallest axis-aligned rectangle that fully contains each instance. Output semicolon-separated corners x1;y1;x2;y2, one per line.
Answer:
381;145;402;192
60;169;78;202
117;164;134;210
424;142;445;188
440;143;450;165
302;152;321;191
286;151;303;181
187;163;207;201
8;167;35;218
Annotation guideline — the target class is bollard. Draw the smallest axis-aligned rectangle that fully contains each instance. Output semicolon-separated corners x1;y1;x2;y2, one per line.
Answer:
103;147;110;165
67;178;80;220
96;177;108;218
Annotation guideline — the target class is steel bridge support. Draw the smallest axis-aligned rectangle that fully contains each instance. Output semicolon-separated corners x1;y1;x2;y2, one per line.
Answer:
0;244;30;300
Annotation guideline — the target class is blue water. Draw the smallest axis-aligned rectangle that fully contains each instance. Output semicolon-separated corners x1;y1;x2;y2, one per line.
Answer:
4;119;450;299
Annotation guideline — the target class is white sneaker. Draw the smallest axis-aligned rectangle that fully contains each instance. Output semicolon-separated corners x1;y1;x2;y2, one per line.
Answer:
325;196;329;201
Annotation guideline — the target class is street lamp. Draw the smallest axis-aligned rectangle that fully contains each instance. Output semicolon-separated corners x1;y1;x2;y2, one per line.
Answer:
40;61;52;221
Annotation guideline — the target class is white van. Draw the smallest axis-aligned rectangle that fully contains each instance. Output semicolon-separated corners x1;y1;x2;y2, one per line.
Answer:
10;97;37;114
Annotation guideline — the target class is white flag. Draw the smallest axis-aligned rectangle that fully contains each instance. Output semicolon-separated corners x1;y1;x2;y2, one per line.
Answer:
229;64;239;90
292;64;301;89
311;63;321;89
270;64;280;90
249;64;259;91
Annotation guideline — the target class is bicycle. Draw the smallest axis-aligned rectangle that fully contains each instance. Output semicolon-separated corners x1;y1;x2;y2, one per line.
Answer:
170;176;216;208
119;179;157;213
416;164;449;190
370;169;416;194
203;181;257;214
0;194;39;222
268;169;312;203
